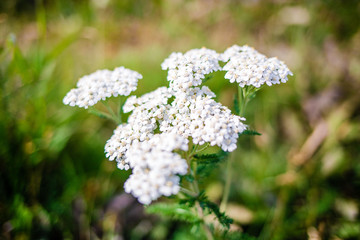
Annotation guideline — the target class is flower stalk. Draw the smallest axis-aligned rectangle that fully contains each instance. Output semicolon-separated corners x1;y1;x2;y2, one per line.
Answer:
220;85;257;212
102;101;122;124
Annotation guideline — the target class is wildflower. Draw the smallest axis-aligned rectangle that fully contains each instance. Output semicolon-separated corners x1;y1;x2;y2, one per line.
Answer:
105;87;172;170
63;66;142;108
123;87;172;114
124;133;188;204
221;45;293;88
104;123;148;170
161;87;247;151
64;44;293;207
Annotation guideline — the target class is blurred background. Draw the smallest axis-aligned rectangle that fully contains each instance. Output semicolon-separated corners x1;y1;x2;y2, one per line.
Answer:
1;0;360;239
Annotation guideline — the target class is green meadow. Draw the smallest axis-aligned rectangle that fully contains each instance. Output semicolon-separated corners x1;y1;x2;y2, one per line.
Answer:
1;1;360;239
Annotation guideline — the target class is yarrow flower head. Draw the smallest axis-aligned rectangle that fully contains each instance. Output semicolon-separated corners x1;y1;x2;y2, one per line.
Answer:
104;123;145;170
161;86;247;152
161;48;221;92
221;45;293;88
105;87;173;170
63;66;142;108
124;133;188;204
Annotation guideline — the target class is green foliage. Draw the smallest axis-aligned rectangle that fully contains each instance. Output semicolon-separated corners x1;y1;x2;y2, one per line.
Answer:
335;222;360;239
182;173;195;183
240;129;262;136
198;197;233;230
1;0;360;239
180;191;233;230
222;231;257;240
194;150;229;179
146;203;202;224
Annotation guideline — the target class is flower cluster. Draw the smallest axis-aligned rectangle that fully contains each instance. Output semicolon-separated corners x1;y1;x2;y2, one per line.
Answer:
63;66;142;108
221;45;293;88
105;87;172;170
124;133;188;205
64;44;292;205
105;48;248;204
161;48;221;92
161;86;246;152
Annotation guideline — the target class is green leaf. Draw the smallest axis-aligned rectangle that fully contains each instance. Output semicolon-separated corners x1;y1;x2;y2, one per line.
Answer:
194;150;229;163
146;203;202;224
45;31;80;62
196;192;233;230
336;222;360;239
201;201;233;229
179;191;199;207
240;129;262;136
194;151;229;179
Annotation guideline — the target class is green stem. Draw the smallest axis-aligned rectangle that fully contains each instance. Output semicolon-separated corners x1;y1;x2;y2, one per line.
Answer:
195;143;210;154
191;161;200;193
238;85;244;115
220;152;234;212
188;143;210;159
102;101;122;124
192;162;214;240
118;96;124;122
220;86;250;212
196;201;214;240
184;144;214;239
88;107;120;124
180;187;197;197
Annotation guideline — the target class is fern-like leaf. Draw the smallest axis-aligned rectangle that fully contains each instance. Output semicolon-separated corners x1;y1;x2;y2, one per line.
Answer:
195;192;233;230
194;151;229;179
200;201;233;230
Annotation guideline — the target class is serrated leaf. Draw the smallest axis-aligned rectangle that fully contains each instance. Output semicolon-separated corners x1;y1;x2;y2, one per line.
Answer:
196;192;233;230
179;190;206;207
201;201;233;229
146;203;202;224
194;150;229;163
180;192;233;230
194;151;229;179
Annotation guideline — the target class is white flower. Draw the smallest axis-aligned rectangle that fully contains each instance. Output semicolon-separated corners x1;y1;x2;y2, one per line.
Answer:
104;123;152;170
161;87;247;151
221;45;293;88
124;133;188;204
105;87;173;170
161;48;221;92
123;87;172;114
63;66;142;108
